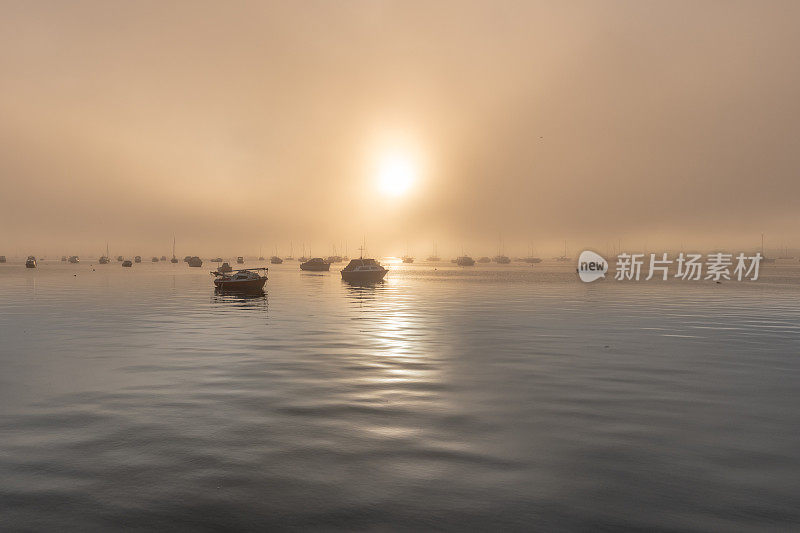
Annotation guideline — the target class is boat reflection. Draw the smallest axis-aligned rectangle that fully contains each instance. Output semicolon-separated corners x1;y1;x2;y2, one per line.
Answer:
212;287;268;309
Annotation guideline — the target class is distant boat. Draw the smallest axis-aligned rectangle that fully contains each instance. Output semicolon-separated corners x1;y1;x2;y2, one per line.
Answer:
117;256;124;262
402;256;414;264
134;256;142;263
340;256;387;282
213;267;268;292
151;256;159;262
171;236;179;263
122;260;132;267
212;257;223;263
457;255;475;266
61;256;67;262
761;233;776;263
183;256;192;263
68;255;80;264
477;256;491;263
270;256;283;264
236;256;245;264
218;262;233;273
521;257;542;264
187;256;203;267
0;256;6;263
99;243;110;264
494;237;510;263
427;242;441;262
300;258;330;271
160;256;167;261
327;255;343;264
26;256;37;268
555;241;570;262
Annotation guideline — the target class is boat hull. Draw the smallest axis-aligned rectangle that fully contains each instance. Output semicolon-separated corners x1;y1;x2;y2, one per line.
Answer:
213;277;267;292
300;263;330;271
341;270;387;282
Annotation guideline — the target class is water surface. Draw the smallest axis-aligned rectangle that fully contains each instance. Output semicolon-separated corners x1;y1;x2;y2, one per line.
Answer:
1;259;799;531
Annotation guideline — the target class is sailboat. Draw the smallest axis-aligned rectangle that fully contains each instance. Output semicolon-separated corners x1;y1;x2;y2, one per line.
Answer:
99;243;110;264
555;241;570;262
402;242;414;263
493;236;510;264
170;236;179;263
761;234;775;263
427;242;441;262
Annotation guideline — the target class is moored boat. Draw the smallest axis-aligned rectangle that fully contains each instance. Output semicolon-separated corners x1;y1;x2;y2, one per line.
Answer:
270;256;283;264
236;256;245;264
212;267;268;292
187;256;203;267
151;256;159;262
340;257;387;282
477;256;491;263
0;256;6;263
300;257;330;271
26;256;37;268
68;256;80;264
134;256;142;263
122;260;132;267
457;255;475;266
218;262;233;273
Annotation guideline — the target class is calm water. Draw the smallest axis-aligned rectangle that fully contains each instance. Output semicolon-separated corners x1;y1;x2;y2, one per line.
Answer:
1;259;799;531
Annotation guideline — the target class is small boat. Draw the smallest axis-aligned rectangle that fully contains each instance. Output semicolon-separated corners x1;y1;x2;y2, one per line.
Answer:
68;256;80;264
218;262;233;273
327;255;343;264
521;257;542;264
298;256;308;263
117;256;124;262
341;257;387;282
555;241;570;262
212;257;223;263
258;256;265;261
61;256;67;262
402;256;414;264
26;256;37;268
477;256;491;263
122;260;132;267
270;256;283;264
160;256;167;261
236;256;244;264
184;256;192;263
427;256;441;262
212;267;268;292
300;258;330;271
151;256;159;262
99;244;110;264
457;256;475;266
171;257;179;264
493;255;510;264
188;256;203;267
134;256;142;263
0;256;6;263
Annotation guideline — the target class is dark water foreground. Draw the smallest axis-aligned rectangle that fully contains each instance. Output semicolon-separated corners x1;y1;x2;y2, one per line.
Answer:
1;260;799;531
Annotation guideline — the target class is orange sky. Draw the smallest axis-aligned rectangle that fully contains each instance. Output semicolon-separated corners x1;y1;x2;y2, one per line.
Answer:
2;1;799;258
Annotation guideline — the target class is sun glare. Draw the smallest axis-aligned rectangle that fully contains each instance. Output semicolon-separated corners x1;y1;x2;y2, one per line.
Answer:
377;153;417;197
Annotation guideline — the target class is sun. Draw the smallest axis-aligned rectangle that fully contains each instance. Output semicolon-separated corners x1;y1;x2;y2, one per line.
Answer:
377;152;417;197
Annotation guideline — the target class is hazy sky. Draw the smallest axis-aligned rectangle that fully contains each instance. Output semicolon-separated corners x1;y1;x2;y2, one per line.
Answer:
2;0;799;258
